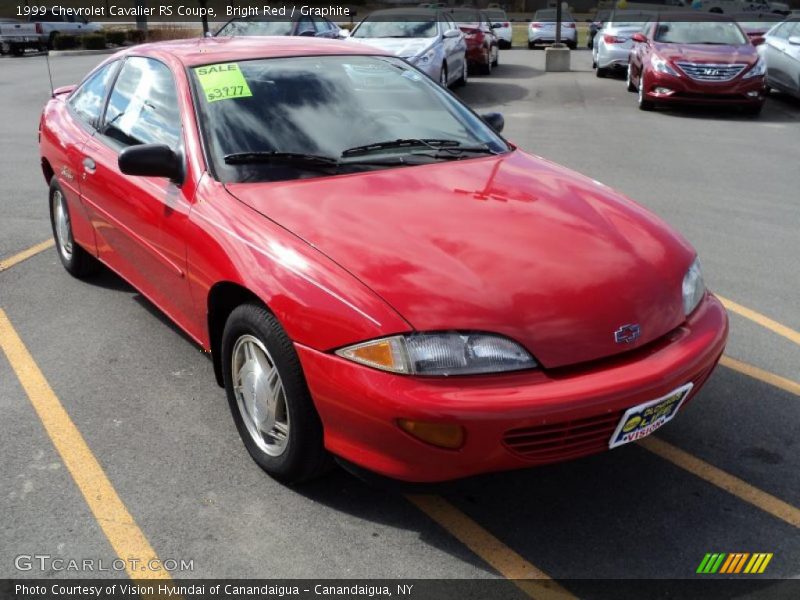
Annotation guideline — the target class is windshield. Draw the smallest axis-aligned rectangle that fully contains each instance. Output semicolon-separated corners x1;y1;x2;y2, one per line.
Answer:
352;18;438;38
450;9;481;23
216;19;294;36
653;21;747;45
190;56;508;183
483;10;507;21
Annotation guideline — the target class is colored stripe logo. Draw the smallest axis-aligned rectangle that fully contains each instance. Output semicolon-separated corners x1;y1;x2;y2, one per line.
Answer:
697;553;773;574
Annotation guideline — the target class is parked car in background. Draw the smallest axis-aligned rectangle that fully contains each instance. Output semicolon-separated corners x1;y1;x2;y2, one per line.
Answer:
28;10;102;48
593;10;654;77
762;17;800;98
528;9;577;49
350;9;468;87
482;8;513;48
732;12;784;40
588;10;612;48
448;8;499;74
628;13;767;113
0;18;46;55
39;37;728;484
694;0;789;15
215;15;343;39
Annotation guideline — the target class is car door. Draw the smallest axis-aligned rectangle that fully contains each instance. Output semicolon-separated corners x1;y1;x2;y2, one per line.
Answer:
79;56;197;332
780;22;800;93
442;14;464;80
55;61;121;255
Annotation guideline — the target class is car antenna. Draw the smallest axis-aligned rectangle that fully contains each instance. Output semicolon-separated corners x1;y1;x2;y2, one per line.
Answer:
45;51;55;98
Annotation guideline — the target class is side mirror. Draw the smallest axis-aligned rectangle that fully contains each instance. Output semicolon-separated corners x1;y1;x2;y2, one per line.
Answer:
443;28;461;38
481;112;504;133
119;144;183;183
338;28;350;38
631;32;647;44
751;35;765;46
789;36;800;46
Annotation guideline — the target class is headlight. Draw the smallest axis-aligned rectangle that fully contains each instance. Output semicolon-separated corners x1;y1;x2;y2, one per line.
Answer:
409;48;436;65
743;57;766;79
651;54;680;77
336;332;537;376
682;257;705;316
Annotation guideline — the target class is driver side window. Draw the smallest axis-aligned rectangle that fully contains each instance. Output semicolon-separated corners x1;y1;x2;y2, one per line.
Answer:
101;57;181;150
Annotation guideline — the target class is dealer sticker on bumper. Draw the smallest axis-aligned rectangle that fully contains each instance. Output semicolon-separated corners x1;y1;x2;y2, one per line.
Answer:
609;383;693;449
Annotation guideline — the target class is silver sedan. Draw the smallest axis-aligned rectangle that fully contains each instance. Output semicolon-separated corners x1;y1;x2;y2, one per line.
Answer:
592;12;654;78
762;18;800;99
349;9;468;88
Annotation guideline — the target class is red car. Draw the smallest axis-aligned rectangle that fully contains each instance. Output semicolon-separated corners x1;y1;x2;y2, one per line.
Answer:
628;14;767;114
448;8;499;74
40;37;727;484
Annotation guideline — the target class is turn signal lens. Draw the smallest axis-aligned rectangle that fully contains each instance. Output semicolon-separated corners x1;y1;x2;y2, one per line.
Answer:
336;336;409;373
398;419;465;449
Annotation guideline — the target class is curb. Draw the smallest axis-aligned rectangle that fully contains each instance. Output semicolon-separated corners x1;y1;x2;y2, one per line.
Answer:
48;48;118;57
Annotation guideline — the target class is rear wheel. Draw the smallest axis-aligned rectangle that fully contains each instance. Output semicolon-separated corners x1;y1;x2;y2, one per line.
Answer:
528;41;536;50
49;179;97;278
491;46;499;68
481;50;492;75
222;303;328;483
596;66;608;78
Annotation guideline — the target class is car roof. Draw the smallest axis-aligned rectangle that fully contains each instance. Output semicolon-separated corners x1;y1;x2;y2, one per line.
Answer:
655;12;736;22
114;36;389;68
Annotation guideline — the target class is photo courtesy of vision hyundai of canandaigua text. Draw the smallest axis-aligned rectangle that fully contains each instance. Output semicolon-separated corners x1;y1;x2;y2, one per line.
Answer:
38;35;728;484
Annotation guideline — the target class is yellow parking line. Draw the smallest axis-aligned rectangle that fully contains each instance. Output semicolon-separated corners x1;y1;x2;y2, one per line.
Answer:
407;495;576;600
0;239;54;272
718;295;800;347
720;355;800;397
0;308;170;580
639;437;800;528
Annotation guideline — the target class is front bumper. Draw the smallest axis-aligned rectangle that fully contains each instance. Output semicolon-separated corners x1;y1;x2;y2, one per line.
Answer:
297;294;728;482
644;69;766;106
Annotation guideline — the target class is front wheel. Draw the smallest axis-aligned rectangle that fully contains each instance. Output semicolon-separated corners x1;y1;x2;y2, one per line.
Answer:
439;62;448;87
638;73;654;111
455;59;468;87
49;179;97;278
626;65;636;92
222;303;328;483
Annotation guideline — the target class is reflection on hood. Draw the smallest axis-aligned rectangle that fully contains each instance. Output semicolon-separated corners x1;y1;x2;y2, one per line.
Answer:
349;37;434;58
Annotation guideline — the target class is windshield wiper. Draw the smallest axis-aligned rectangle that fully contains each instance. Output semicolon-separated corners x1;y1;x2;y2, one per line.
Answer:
409;146;500;160
342;138;477;157
224;151;339;169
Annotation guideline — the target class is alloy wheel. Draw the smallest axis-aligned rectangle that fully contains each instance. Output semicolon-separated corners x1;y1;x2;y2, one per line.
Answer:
52;189;73;261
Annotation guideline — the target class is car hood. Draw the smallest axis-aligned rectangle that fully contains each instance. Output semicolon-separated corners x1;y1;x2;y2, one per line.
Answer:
349;37;435;58
226;151;695;368
653;42;758;65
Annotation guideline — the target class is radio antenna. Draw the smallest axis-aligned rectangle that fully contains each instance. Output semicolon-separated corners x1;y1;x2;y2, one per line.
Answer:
45;50;55;97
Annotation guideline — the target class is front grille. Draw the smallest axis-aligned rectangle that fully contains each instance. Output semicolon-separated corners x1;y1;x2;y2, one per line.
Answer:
503;411;623;463
676;62;747;82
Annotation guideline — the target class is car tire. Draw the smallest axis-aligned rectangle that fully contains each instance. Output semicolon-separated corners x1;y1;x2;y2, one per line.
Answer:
48;32;59;50
222;303;328;484
481;50;492;75
567;41;576;50
528;41;535;50
638;73;654;111
742;104;763;117
596;66;608;78
627;65;636;92
49;178;98;278
439;62;448;87
491;47;499;68
455;59;468;87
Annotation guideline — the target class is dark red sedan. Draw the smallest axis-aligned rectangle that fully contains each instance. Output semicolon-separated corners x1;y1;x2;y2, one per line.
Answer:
448;8;499;74
628;14;767;114
40;37;727;484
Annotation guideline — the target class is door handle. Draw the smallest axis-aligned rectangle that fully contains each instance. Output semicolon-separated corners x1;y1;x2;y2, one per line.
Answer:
82;157;96;174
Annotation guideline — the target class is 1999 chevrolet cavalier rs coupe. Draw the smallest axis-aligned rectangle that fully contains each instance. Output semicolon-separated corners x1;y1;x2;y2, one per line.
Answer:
39;37;728;483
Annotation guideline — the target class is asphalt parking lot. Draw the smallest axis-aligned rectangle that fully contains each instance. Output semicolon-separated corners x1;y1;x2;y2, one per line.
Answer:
1;47;799;595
